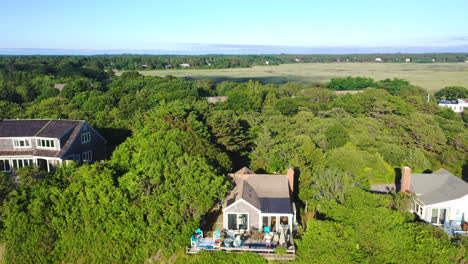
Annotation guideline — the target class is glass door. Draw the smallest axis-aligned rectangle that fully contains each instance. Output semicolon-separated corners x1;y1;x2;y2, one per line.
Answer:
438;209;447;225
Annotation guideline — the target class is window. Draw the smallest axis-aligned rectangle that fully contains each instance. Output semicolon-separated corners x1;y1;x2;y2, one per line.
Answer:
82;151;92;163
13;138;31;148
36;138;55;149
280;216;289;226
81;132;91;144
0;159;11;172
430;208;448;225
11;159;34;169
227;213;248;230
262;215;277;232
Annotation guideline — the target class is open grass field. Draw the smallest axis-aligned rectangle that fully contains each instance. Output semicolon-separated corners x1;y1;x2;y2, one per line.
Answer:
119;62;468;92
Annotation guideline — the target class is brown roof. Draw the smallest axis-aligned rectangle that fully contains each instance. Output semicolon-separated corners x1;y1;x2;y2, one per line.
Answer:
54;83;67;91
224;168;292;214
235;166;255;174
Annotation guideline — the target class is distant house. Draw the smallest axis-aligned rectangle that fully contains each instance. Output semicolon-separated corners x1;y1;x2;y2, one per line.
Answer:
295;58;301;62
205;96;228;104
54;83;67;91
438;99;468;113
375;58;382;62
402;167;468;227
334;90;365;95
180;63;190;67
405;58;411;63
0;119;107;172
222;167;296;233
265;61;269;65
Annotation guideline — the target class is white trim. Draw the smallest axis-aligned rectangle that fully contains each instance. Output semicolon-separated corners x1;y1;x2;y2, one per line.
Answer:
0;156;62;172
222;198;261;213
36;137;58;150
225;212;250;231
259;213;294;232
12;138;31;148
82;150;92;163
81;132;91;144
427;207;449;225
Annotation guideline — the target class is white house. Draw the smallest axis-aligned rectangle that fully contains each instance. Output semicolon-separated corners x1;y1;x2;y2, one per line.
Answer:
375;58;382;62
438;99;468;113
222;167;296;233
401;167;468;226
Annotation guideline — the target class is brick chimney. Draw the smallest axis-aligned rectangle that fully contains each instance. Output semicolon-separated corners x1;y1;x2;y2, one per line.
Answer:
401;166;411;193
287;166;294;193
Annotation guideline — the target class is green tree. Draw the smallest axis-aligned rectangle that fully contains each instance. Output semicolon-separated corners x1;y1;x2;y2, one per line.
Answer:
325;124;350;149
435;86;468;100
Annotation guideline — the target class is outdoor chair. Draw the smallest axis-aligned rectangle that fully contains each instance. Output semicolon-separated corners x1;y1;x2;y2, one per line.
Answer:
190;235;198;247
195;228;203;239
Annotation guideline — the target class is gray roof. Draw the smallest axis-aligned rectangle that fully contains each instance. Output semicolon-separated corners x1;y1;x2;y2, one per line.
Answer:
0;119;81;138
224;169;292;214
410;169;468;205
0;119;86;158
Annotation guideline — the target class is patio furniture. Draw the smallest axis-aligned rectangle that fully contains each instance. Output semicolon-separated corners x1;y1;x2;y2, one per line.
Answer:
190;235;198;247
233;235;242;248
224;237;233;247
213;230;221;239
196;228;203;239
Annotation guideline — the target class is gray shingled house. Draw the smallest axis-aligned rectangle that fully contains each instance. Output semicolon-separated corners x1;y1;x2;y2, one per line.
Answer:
0;119;107;172
401;167;468;226
222;167;296;233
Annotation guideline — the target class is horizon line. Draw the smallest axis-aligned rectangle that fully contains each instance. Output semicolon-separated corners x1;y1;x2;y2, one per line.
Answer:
1;44;468;56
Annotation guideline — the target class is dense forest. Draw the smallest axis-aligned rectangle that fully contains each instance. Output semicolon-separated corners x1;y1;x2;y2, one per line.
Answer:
1;53;468;73
0;57;467;263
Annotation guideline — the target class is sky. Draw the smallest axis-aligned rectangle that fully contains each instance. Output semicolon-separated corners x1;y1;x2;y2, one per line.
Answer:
1;0;468;54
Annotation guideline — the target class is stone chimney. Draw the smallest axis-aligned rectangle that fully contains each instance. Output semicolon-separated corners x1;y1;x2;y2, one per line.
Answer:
401;166;411;193
287;166;294;193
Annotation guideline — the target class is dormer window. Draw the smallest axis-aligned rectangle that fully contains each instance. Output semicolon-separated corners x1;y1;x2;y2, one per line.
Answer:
13;138;31;148
81;132;91;144
36;138;55;149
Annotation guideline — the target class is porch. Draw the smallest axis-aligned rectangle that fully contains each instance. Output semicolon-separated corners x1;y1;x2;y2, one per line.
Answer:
0;156;61;172
186;229;295;260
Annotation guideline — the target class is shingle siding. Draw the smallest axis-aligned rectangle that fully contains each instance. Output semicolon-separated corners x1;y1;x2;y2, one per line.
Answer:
0;120;107;164
0;138;15;151
224;200;259;231
63;122;107;162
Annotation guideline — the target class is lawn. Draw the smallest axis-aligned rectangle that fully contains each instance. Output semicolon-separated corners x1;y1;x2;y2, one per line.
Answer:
118;62;468;92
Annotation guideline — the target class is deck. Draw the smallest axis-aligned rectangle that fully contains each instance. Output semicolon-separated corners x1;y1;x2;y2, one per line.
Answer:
187;233;296;260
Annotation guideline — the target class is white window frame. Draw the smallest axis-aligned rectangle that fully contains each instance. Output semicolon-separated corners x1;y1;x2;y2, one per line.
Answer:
81;132;91;144
12;138;31;148
226;212;249;231
36;138;56;149
428;208;449;225
11;158;35;169
260;213;293;233
82;151;92;163
0;159;11;172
